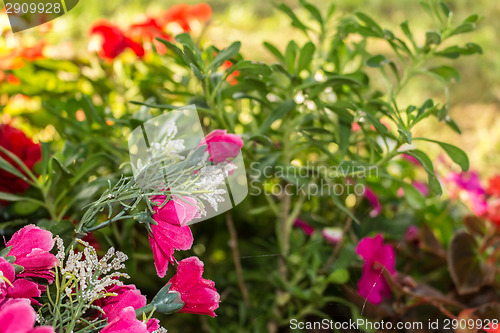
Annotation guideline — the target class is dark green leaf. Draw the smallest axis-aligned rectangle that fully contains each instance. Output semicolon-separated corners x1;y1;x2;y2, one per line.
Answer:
285;40;299;73
366;54;390;68
429;65;460;82
439;2;451;17
277;3;310;34
425;31;441;46
209;42;241;71
449;22;475;37
263;42;285;63
415;138;469;171
406;150;442;195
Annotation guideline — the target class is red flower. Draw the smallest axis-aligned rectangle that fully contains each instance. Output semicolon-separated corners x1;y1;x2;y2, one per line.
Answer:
487;175;500;197
89;21;145;60
167;257;220;317
101;307;151;333
488;198;500;226
222;60;239;86
128;17;171;55
0;124;41;197
162;3;212;32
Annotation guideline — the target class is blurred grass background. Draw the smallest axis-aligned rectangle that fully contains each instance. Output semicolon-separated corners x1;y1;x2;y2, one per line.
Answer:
7;0;500;174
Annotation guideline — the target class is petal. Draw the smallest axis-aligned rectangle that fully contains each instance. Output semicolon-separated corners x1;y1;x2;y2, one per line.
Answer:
6;225;54;255
0;297;36;331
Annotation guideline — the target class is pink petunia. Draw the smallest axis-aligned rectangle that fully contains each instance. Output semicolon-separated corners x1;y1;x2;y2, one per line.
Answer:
197;129;244;163
355;234;395;304
6;224;57;283
167;257;220;317
0;298;55;332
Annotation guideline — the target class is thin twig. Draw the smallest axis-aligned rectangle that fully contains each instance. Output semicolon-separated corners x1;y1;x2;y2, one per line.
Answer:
225;212;250;307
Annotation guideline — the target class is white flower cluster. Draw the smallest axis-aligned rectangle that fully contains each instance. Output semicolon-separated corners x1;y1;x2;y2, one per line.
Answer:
148;121;185;161
194;162;237;212
55;237;129;303
153;328;168;333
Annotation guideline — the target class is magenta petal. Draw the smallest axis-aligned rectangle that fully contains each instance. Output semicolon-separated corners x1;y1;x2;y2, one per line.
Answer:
146;318;160;333
0;298;36;332
8;279;44;305
168;257;220;317
293;219;315;236
149;223;193;278
6;225;56;282
101;307;148;333
101;285;147;321
355;234;396;304
357;265;391;305
153;196;200;227
0;257;15;282
364;188;382;217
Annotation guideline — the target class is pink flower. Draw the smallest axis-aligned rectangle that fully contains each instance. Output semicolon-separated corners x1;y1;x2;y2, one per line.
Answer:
198;129;243;163
95;284;146;321
404;225;419;242
149;224;193;278
0;298;55;332
148;196;197;277
6;225;57;283
167;257;220;317
412;181;429;196
93;284;159;331
322;228;342;245
293;218;315;236
364;187;381;218
152;195;200;227
0;255;46;305
445;171;488;216
355;234;395;304
101;306;150;333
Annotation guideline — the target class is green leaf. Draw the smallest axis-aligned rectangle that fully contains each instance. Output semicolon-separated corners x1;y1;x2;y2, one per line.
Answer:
400;21;417;48
0;155;29;182
227;61;272;76
428;65;460;82
247;134;272;146
436;43;482;58
355;12;384;37
449;22;475;37
190;63;206;80
209;42;241;71
297;41;315;73
299;0;323;26
415;138;469;171
448;231;495;295
284;40;299;73
0;192;43;204
155;38;188;65
439;1;451;17
398;128;412;144
366;54;390;68
425;31;441;46
406;150;442;195
276;3;310;34
259;100;295;133
263;42;285;63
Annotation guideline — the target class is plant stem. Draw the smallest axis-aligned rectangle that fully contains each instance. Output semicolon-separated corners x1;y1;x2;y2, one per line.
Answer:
225;212;250;307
